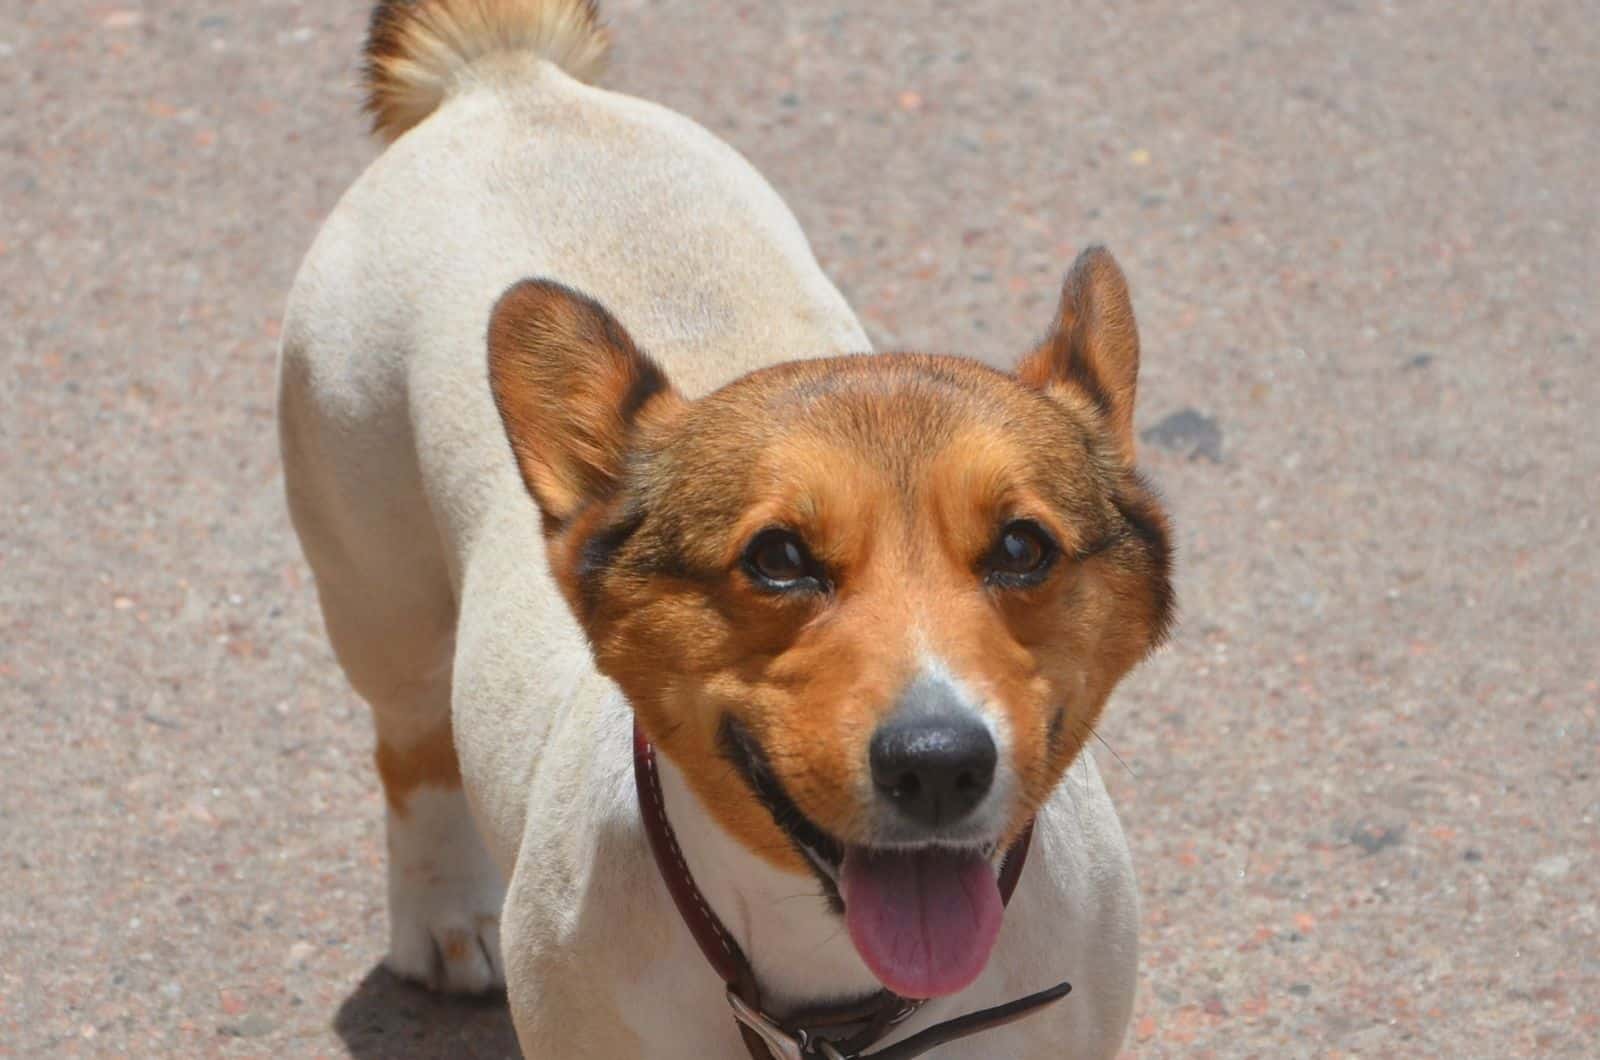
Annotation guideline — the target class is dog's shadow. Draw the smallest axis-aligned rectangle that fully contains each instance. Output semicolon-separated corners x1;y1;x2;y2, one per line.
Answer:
335;965;520;1060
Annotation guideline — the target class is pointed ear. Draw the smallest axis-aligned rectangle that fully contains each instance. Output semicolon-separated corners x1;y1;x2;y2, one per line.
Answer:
487;280;681;525
1017;246;1141;462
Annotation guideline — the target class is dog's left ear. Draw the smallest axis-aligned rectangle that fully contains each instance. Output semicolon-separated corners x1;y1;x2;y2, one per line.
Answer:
488;279;682;526
1017;246;1141;463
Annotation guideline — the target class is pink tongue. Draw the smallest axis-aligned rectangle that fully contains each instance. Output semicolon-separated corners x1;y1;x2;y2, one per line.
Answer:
841;846;1003;999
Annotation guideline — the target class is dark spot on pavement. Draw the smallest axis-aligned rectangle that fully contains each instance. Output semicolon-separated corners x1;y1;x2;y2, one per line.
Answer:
1289;983;1312;997
1463;848;1484;862
1348;823;1405;856
1142;407;1223;463
1403;353;1435;370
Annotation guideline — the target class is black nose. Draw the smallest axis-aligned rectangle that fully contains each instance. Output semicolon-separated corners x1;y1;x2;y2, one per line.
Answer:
870;711;997;828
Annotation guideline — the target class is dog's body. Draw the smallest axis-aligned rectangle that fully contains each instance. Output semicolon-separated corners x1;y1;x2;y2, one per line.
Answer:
281;3;1162;1056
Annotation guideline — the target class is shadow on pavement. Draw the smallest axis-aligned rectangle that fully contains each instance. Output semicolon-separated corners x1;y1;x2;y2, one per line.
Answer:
335;965;520;1060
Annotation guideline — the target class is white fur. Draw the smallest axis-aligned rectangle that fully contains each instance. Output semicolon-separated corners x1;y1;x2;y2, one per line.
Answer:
385;787;507;992
280;32;1138;1060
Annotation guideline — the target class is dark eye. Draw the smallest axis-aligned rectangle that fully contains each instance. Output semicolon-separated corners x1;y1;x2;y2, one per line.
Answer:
985;520;1058;586
743;529;824;591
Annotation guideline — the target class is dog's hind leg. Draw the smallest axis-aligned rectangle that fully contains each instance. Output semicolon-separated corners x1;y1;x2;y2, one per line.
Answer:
279;358;506;994
336;609;506;995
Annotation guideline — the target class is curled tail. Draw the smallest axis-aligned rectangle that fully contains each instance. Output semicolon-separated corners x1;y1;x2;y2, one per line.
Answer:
363;0;611;142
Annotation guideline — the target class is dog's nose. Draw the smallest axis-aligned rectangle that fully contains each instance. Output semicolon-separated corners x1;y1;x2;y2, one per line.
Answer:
870;709;997;829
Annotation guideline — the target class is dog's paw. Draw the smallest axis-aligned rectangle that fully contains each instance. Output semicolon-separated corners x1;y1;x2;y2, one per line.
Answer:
385;900;505;994
384;788;507;994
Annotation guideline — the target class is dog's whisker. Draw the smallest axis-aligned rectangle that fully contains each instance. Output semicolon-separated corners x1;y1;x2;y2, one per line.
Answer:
773;891;829;907
804;923;849;958
1088;727;1136;779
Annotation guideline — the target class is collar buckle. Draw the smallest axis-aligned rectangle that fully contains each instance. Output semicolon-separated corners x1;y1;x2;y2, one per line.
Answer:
728;989;850;1060
727;989;807;1060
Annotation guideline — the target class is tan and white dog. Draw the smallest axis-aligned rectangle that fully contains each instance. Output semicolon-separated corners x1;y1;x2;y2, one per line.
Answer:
279;2;1174;1056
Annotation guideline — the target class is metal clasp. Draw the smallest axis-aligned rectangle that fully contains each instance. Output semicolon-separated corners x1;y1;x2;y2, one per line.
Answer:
728;988;807;1060
727;989;853;1060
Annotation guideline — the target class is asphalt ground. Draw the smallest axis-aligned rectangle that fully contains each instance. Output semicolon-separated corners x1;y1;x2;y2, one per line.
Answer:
3;1;1595;1056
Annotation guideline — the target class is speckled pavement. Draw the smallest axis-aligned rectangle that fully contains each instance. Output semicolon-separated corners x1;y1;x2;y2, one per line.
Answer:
3;2;1595;1057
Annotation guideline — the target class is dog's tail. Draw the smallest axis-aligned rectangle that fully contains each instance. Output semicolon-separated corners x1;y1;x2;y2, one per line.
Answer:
363;0;611;142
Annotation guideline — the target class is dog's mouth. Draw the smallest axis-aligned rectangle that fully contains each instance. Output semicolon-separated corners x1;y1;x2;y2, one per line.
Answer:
719;718;1006;998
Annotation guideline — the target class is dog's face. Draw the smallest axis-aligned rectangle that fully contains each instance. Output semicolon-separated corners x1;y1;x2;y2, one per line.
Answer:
489;248;1172;998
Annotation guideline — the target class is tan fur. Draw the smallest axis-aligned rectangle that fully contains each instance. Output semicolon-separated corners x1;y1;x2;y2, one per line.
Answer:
364;0;609;142
488;296;1174;874
488;280;683;527
1020;246;1143;463
375;720;464;814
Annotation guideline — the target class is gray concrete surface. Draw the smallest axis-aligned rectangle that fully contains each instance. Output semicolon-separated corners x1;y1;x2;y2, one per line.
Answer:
3;1;1595;1056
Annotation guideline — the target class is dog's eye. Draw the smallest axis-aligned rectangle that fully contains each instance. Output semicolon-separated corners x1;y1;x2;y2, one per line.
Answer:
984;520;1058;586
744;529;824;591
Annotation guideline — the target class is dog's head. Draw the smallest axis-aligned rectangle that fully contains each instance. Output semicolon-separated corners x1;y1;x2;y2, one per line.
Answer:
488;247;1173;998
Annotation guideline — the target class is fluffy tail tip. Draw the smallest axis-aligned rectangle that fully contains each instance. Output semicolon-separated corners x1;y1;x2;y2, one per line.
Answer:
363;0;610;142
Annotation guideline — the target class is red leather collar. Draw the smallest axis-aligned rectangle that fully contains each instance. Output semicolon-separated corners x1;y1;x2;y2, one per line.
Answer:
634;723;1071;1059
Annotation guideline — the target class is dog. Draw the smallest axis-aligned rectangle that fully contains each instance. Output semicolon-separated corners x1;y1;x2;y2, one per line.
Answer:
278;1;1173;1055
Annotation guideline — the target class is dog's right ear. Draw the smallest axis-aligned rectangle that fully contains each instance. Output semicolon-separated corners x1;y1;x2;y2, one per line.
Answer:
487;280;682;526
